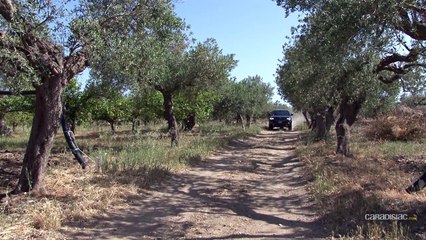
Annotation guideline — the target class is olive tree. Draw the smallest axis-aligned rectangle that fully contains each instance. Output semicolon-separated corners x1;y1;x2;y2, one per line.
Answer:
0;0;184;195
276;0;426;191
275;0;401;155
214;76;273;129
141;38;237;141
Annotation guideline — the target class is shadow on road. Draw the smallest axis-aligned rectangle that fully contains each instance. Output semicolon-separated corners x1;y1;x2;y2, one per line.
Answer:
62;130;329;239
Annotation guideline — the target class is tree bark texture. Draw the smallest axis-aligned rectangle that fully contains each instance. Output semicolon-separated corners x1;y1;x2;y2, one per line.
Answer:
1;1;89;195
245;114;252;128
238;114;246;131
70;120;76;133
302;111;311;128
325;106;335;133
183;114;196;131
161;91;179;146
314;111;326;140
13;77;64;195
335;97;364;157
311;107;335;141
109;120;116;133
0;112;4;130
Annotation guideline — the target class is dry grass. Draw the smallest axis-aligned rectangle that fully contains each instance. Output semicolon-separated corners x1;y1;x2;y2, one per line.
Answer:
365;107;426;141
298;122;426;239
0;122;261;239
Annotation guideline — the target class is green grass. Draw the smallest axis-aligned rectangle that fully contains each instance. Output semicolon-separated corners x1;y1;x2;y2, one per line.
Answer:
1;122;261;177
84;122;262;176
359;140;426;157
0;127;30;149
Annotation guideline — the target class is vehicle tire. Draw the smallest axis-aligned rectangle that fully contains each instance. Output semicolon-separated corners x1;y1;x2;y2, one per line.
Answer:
268;124;273;130
288;124;292;131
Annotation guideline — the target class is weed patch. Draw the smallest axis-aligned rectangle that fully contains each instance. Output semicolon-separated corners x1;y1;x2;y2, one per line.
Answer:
365;107;426;141
297;127;426;239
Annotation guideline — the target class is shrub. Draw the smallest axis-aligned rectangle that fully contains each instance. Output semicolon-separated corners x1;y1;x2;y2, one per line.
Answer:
365;106;426;141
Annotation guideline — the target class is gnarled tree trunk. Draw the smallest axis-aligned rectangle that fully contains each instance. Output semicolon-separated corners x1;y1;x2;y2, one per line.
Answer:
245;114;252;128
183;114;196;131
302;111;311;128
12;76;64;195
238;114;246;131
70;120;76;133
0;112;4;130
314;111;326;140
1;0;88;195
161;91;178;130
108;120;116;133
160;91;179;146
325;106;335;133
312;106;335;140
335;97;364;157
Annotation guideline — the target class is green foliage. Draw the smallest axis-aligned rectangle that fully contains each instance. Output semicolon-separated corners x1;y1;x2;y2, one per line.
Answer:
275;0;401;116
275;0;426;113
0;95;34;130
86;0;190;90
184;39;237;92
146;37;238;94
214;76;274;122
5;112;33;128
239;75;274;117
399;69;426;106
0;95;33;113
85;1;238;127
174;90;219;123
129;88;163;123
360;81;400;118
400;92;426;107
63;79;93;128
86;91;130;126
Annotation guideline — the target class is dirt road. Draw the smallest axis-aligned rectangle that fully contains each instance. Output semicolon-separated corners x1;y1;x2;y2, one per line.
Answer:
63;130;328;239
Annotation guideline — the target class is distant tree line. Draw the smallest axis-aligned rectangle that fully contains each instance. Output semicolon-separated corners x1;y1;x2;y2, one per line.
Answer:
0;0;276;195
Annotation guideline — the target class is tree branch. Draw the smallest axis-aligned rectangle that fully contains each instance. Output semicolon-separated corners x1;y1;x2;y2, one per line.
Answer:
0;0;16;22
375;48;422;74
396;7;426;40
0;90;35;96
378;74;403;84
63;48;90;84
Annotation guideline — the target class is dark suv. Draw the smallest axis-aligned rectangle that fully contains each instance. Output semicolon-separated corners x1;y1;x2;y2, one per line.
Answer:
268;109;293;130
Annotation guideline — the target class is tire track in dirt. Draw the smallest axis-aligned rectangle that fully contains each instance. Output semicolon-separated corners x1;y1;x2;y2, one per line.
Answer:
63;130;328;239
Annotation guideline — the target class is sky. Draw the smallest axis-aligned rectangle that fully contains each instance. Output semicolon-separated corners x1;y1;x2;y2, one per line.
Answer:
174;0;300;103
